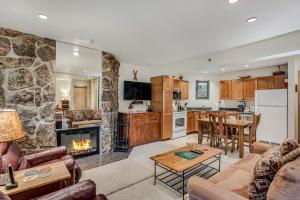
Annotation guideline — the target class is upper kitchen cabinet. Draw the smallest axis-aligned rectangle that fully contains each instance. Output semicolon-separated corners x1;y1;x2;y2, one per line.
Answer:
179;80;189;100
162;76;174;90
274;75;288;89
231;79;244;100
244;79;257;100
220;80;232;100
257;76;275;90
173;79;180;90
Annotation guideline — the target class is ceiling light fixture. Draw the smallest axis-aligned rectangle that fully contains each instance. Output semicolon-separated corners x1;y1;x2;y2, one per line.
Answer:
203;71;208;74
221;68;226;72
84;70;88;73
246;17;257;23
244;64;249;68
228;0;238;4
37;13;48;20
73;51;80;56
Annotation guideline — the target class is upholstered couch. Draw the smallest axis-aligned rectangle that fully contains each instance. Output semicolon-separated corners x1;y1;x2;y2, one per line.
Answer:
187;142;300;200
0;180;107;200
0;142;82;185
64;109;102;128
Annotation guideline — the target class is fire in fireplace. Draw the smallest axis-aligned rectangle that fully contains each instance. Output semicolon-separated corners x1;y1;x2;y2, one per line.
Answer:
56;126;100;158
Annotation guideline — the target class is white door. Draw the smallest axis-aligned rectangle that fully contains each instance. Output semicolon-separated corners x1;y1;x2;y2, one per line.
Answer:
256;106;287;144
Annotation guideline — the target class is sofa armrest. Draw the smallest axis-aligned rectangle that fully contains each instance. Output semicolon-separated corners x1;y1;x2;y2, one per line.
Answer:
36;180;101;200
187;176;247;200
252;142;272;155
19;146;67;169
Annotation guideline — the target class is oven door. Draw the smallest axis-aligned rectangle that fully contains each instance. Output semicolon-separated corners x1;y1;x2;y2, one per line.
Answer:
173;113;187;132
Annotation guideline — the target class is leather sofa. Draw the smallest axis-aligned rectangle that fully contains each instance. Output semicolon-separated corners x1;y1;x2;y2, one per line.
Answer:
64;109;102;128
187;142;300;200
0;142;82;185
0;180;107;200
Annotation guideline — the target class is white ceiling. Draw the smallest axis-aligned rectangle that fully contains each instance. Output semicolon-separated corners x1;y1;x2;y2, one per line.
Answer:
1;0;300;66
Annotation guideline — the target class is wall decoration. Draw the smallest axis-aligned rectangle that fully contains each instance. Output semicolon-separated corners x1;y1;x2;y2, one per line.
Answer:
196;80;210;99
133;70;138;81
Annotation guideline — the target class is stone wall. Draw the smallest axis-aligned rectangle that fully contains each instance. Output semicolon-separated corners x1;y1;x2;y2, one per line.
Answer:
101;52;120;153
0;27;56;152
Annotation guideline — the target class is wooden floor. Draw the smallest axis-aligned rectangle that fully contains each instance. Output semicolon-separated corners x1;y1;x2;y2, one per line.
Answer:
76;150;131;171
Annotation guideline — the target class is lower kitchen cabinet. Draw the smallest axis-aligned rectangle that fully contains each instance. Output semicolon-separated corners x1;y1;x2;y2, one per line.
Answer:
119;112;161;147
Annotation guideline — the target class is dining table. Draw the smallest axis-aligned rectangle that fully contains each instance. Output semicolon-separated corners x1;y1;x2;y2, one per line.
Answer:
197;118;253;158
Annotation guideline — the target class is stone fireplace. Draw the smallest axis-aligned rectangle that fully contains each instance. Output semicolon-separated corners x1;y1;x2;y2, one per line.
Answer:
56;126;100;158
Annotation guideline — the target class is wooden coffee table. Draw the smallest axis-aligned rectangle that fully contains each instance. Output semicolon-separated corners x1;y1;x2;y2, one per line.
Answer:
151;144;223;200
0;161;71;200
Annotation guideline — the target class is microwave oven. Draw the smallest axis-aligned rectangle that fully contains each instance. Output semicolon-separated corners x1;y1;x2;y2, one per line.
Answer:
173;91;181;100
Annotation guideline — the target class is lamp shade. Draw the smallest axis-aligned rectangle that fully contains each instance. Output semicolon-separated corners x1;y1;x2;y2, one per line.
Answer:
0;109;25;142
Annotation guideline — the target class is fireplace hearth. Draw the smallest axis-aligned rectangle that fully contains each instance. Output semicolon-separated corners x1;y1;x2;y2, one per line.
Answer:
56;126;100;158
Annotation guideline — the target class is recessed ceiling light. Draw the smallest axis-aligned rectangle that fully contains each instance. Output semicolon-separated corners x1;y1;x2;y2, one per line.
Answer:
246;17;257;23
244;64;249;68
73;51;80;56
221;68;226;71
203;71;208;74
37;13;48;20
84;70;88;73
228;0;238;4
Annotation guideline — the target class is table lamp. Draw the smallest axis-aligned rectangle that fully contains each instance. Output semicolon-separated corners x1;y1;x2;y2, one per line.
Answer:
0;109;25;189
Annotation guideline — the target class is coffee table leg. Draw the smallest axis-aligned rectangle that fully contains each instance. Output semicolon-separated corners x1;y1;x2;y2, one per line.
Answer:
218;153;221;172
182;171;185;200
154;162;157;185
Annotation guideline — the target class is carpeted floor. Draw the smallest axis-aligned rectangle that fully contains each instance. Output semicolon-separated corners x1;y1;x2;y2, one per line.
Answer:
81;134;247;200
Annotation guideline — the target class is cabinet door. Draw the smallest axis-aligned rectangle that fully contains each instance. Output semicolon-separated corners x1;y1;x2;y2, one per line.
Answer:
129;124;144;147
220;80;232;99
163;90;173;114
162;76;173;90
257;76;275;90
187;112;195;133
180;81;189;100
161;114;172;139
231;80;244;99
244;79;257;100
146;122;161;142
173;79;180;90
274;75;288;89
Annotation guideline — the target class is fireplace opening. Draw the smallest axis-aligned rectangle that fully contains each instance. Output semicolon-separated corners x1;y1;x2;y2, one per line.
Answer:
56;126;100;158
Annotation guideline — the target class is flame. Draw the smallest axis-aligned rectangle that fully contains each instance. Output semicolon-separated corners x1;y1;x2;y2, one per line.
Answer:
72;139;91;151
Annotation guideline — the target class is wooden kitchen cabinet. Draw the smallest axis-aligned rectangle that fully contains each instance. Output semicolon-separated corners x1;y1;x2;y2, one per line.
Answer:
173;79;180;90
220;80;232;99
151;76;173;140
274;75;288;89
179;80;189;100
257;76;275;90
119;112;161;147
243;79;257;100
187;112;195;133
231;79;244;100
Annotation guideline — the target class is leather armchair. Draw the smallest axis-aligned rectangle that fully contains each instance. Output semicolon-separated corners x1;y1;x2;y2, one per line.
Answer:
36;180;107;200
0;142;81;184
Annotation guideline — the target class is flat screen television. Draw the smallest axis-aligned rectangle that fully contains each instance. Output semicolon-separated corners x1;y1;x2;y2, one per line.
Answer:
124;81;151;100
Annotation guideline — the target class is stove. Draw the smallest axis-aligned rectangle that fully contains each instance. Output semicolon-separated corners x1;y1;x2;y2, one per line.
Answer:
172;111;187;139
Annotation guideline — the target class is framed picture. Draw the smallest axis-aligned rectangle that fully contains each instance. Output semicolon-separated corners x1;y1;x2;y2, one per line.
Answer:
196;80;210;99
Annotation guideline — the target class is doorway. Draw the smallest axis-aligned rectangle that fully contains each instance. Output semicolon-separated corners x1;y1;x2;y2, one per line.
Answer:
74;86;88;109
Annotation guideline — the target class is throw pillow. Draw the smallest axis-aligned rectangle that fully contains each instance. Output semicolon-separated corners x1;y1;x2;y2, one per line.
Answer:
93;110;101;120
83;110;94;120
249;146;284;200
281;148;300;166
72;111;86;121
279;138;298;156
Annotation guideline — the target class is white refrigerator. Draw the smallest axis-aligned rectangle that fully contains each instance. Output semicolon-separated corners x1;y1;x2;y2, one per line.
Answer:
255;89;288;144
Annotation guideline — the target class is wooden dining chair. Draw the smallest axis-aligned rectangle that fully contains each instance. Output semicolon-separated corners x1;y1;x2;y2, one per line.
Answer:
198;119;212;146
232;114;261;153
209;113;235;154
244;114;261;152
